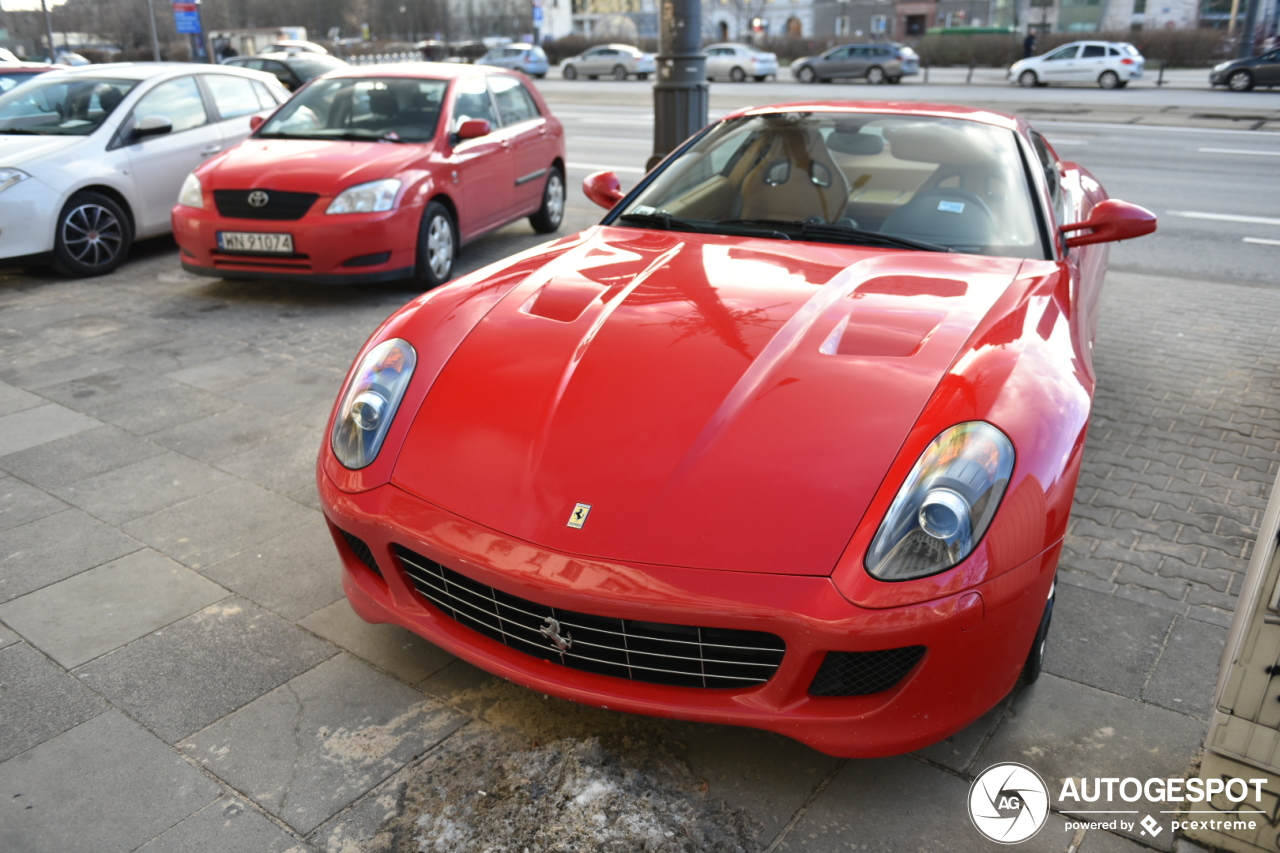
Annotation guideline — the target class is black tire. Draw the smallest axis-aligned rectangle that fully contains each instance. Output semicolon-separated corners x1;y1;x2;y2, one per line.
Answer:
1229;69;1254;91
866;65;886;85
1116;80;1128;88
1018;69;1038;88
612;64;628;81
1021;580;1055;685
1098;70;1120;90
887;75;902;84
562;64;577;80
637;72;649;81
588;75;598;80
730;66;746;82
534;73;546;79
797;65;816;84
528;167;565;234
51;190;131;277
754;74;767;82
415;201;457;289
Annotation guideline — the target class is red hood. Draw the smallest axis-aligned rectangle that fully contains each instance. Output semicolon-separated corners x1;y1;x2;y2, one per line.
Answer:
203;138;425;192
391;227;1024;575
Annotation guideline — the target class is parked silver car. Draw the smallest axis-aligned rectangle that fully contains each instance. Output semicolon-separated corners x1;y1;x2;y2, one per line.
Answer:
1008;41;1144;89
704;43;778;82
791;43;919;85
478;43;550;78
561;44;656;81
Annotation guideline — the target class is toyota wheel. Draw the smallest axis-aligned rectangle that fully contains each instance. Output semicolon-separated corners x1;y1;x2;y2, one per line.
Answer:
529;167;565;234
416;201;456;289
52;191;131;277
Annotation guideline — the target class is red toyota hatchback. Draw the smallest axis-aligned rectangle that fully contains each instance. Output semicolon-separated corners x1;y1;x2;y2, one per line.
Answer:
172;64;565;286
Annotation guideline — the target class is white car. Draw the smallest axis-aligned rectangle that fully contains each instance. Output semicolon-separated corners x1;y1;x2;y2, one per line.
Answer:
1009;41;1144;89
560;44;656;81
0;63;288;276
704;43;779;82
0;48;21;64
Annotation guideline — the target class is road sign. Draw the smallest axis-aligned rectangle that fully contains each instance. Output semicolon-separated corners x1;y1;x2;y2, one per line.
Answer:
532;6;544;26
173;1;202;35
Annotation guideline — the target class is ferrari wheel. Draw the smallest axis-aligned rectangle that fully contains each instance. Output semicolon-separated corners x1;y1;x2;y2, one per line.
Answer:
1021;580;1055;685
52;191;131;277
730;66;746;82
612;64;628;81
797;65;816;84
1229;69;1254;91
529;167;565;234
866;65;886;85
1018;70;1038;88
416;201;456;289
1098;70;1120;89
563;65;577;80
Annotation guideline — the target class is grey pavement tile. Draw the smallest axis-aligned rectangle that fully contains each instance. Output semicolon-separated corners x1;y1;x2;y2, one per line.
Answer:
149;407;307;464
123;482;318;570
1143;616;1228;719
300;599;455;685
0;298;98;332
0;476;68;532
38;366;174;410
914;698;1010;774
0;509;141;603
0;710;220;853
52;372;236;435
215;429;325;496
119;335;254;374
0;622;16;650
1044;582;1177;699
74;597;336;743
0;425;166;489
182;653;466;834
773;754;1071;852
165;349;293;393
289;482;323;512
975;674;1207;850
0;380;42;417
137;797;312;853
52;451;237;526
202;519;344;622
70;322;184;359
0;549;228;668
0;350;128;391
0;403;101;457
0;643;107;762
225;363;345;417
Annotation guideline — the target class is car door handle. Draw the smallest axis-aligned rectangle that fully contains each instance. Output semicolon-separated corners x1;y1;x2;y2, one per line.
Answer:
200;145;223;157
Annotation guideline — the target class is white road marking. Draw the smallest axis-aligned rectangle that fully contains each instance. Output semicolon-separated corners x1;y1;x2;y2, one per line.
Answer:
1169;210;1280;226
1198;147;1280;156
567;162;647;174
1244;237;1280;246
570;135;652;145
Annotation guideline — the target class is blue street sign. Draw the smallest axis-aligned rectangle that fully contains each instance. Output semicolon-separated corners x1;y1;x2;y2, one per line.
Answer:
173;2;202;35
532;6;544;26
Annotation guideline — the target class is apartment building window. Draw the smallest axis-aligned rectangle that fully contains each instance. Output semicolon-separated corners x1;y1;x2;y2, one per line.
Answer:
871;14;887;33
835;15;851;34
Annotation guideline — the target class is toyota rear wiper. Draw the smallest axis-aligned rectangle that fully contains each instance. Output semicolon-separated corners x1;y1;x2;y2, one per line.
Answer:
723;219;955;253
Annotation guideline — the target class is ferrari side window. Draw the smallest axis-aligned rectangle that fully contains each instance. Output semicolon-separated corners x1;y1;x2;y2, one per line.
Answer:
1030;131;1066;224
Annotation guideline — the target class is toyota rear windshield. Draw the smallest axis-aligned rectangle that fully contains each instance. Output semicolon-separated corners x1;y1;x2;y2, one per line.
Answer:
257;76;447;143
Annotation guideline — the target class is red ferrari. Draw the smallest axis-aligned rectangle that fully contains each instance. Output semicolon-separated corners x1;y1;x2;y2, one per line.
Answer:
172;64;565;286
318;102;1155;757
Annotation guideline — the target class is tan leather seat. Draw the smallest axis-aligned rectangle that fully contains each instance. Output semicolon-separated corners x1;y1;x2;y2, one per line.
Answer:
737;126;850;222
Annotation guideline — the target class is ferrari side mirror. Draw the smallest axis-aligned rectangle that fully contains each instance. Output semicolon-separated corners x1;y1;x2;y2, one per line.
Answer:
1059;198;1157;249
583;170;624;210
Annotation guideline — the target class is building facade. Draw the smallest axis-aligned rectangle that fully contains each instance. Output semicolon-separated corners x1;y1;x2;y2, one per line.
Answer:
703;0;817;41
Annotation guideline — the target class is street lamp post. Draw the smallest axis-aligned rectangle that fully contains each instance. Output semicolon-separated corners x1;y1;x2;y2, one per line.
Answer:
147;0;162;61
1237;0;1262;58
39;0;55;62
650;0;707;171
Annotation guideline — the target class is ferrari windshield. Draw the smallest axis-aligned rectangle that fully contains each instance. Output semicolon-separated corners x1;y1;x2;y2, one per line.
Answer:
0;77;139;135
258;76;446;143
619;112;1048;259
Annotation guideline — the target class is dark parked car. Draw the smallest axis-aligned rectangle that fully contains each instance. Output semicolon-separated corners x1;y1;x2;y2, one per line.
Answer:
223;53;347;91
1210;49;1280;91
791;43;919;85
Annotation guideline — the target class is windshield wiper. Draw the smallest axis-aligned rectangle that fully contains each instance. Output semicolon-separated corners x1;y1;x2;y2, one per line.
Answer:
615;212;705;233
723;219;954;253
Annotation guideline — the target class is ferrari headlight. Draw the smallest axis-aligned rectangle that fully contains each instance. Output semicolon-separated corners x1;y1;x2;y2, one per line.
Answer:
326;179;402;214
177;172;203;208
0;168;30;194
865;422;1015;581
330;338;417;469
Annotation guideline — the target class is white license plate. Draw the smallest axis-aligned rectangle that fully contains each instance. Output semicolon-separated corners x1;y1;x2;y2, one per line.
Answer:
218;232;293;253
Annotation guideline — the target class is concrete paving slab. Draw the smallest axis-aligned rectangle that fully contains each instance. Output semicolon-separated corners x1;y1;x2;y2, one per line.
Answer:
0;643;107;762
202;519;344;622
0;622;17;650
58;376;236;436
299;599;455;685
0;351;128;391
0;380;42;417
136;796;312;853
149;407;309;464
0;509;140;603
914;698;1011;774
225;363;344;417
181;653;467;834
0;549;228;668
120;335;254;374
73;597;336;743
122;482;317;570
165;349;293;393
1045;582;1177;700
1143;616;1228;720
975;674;1208;850
773;754;1071;852
0;425;166;490
52;451;237;526
215;429;325;496
0;476;67;533
0;403;100;457
0;710;220;853
289;482;323;512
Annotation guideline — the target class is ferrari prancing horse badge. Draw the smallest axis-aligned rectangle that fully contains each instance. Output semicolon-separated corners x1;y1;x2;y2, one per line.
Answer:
567;503;591;529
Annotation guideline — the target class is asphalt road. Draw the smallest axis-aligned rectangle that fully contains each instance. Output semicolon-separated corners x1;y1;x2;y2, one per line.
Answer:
545;90;1280;288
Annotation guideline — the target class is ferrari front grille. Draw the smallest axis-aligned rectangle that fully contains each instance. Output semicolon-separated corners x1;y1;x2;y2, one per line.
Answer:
808;646;926;696
213;190;319;220
395;546;785;689
338;529;381;577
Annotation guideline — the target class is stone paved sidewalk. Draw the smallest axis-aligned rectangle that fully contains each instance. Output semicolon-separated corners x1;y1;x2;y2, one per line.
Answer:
0;214;1276;850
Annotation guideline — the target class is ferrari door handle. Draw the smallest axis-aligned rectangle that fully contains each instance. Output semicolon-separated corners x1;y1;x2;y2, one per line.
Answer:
200;145;223;157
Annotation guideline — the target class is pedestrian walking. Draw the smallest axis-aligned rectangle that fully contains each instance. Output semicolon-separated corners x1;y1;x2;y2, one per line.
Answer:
1023;32;1037;58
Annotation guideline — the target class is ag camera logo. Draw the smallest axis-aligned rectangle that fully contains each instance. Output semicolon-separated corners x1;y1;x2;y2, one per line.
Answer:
969;763;1050;844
